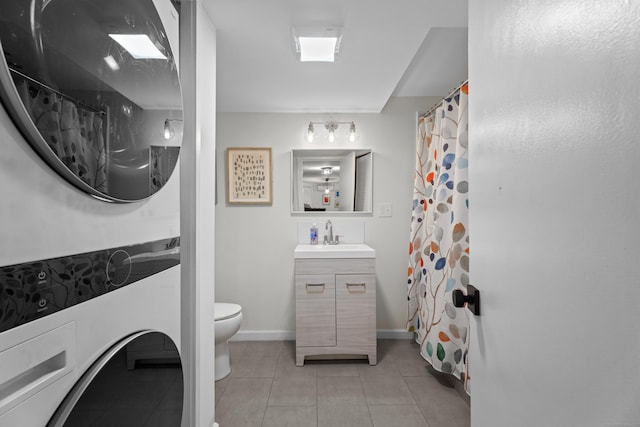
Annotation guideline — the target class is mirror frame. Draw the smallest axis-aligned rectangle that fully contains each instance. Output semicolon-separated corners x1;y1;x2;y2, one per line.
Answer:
291;148;373;215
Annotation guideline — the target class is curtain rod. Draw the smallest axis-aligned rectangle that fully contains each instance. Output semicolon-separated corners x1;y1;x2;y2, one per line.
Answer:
423;79;468;118
9;66;107;115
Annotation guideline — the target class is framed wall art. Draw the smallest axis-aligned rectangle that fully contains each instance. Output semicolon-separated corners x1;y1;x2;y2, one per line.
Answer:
226;147;272;204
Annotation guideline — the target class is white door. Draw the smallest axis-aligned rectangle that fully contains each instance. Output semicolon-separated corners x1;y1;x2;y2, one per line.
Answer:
469;2;640;427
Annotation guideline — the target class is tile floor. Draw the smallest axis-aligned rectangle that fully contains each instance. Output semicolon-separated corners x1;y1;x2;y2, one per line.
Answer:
215;339;470;427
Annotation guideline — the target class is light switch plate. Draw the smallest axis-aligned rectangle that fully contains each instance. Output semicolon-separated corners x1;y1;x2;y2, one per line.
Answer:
380;203;392;217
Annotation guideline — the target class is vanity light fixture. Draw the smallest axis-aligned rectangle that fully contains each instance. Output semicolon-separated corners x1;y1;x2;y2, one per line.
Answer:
306;121;357;143
163;118;182;140
321;166;333;176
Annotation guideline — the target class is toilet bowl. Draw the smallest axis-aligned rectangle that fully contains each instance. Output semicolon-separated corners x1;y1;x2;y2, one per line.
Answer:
215;302;242;381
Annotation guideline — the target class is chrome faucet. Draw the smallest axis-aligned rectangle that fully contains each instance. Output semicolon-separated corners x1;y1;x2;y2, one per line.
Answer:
325;220;333;243
324;220;340;245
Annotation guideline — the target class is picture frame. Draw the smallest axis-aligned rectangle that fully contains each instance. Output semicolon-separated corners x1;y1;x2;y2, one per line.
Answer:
226;147;272;204
322;194;330;205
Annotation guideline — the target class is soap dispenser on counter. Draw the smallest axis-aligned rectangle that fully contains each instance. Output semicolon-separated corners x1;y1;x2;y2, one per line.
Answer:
310;223;318;245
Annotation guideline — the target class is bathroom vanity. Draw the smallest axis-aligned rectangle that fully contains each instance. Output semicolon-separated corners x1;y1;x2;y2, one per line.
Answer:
294;244;377;366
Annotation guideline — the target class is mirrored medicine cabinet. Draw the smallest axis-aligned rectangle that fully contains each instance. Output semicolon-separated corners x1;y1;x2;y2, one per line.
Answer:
291;148;373;214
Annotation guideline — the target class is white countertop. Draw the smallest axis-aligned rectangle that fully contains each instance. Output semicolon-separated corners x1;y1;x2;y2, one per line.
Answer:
294;243;376;259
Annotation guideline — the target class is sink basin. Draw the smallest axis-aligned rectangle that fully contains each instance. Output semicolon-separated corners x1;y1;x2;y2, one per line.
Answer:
294;244;376;259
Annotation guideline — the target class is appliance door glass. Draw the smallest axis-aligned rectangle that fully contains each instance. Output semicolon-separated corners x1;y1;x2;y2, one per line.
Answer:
0;0;183;202
48;331;183;426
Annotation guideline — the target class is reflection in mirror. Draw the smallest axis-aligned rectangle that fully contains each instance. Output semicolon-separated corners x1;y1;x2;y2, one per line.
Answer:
291;149;373;214
48;331;182;427
0;0;182;202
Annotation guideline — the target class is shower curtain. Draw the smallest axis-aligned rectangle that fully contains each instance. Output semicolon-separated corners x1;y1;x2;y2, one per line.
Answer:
407;83;470;392
15;78;108;192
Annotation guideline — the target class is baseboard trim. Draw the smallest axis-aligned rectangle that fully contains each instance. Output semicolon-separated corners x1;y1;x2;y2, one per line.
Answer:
233;330;295;341
376;329;414;339
232;329;414;341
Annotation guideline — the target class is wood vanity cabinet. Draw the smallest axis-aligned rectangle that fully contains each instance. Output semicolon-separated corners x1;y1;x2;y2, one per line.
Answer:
295;258;377;366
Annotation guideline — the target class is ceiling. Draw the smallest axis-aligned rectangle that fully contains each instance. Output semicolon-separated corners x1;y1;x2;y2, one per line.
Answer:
204;0;468;113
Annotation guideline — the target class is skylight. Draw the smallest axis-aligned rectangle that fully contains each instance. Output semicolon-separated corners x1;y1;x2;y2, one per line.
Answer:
108;34;167;60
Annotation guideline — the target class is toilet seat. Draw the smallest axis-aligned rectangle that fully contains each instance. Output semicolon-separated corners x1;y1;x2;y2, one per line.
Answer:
215;303;242;321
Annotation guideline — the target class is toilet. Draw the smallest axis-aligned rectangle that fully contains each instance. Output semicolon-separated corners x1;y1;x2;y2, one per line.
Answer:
214;302;243;381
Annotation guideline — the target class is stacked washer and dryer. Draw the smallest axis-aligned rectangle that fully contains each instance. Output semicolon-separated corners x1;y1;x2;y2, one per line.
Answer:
0;0;184;425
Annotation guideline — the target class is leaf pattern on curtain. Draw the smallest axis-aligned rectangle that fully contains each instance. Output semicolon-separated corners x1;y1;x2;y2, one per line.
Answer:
149;146;180;194
15;78;107;192
407;83;470;392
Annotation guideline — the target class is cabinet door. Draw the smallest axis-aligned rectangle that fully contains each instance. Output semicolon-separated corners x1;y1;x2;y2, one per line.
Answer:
336;274;376;347
295;274;336;347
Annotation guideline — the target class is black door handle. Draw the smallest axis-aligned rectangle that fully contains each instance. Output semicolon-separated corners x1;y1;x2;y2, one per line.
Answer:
452;284;480;316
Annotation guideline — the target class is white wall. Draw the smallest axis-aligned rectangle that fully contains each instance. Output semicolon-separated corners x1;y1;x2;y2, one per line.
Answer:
215;96;440;336
469;1;640;426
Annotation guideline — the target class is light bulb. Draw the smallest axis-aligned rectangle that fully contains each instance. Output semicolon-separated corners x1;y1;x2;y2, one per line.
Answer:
163;120;174;140
104;55;120;71
328;130;335;143
349;122;356;142
306;123;315;142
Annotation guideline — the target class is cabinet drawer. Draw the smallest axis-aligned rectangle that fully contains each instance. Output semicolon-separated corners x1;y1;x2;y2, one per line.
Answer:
295;259;375;275
295;274;336;347
336;274;376;347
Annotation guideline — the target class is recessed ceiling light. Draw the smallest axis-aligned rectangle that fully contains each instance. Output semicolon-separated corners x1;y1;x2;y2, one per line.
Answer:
292;27;343;62
298;37;338;62
108;34;167;59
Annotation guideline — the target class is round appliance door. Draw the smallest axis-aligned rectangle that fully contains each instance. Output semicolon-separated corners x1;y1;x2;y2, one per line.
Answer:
48;331;183;427
0;0;183;202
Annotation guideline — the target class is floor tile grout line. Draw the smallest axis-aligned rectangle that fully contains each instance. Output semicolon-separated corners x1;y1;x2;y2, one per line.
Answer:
357;372;375;427
261;346;284;427
365;401;375;427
